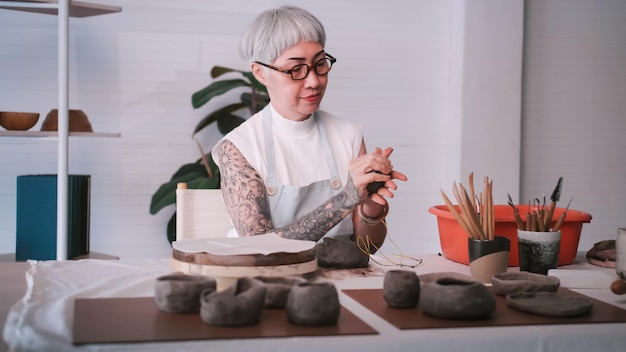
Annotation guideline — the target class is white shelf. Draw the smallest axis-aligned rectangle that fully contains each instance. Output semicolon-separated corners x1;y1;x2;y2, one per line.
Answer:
0;0;121;18
1;0;122;260
0;131;121;138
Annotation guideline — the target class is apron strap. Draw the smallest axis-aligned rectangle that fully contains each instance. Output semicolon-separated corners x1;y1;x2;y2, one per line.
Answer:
263;107;342;195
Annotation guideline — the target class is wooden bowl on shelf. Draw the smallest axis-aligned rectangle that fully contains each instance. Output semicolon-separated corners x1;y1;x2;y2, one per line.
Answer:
41;109;93;132
0;111;40;131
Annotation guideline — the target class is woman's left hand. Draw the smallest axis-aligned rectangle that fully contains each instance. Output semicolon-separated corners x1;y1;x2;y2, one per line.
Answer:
348;147;408;205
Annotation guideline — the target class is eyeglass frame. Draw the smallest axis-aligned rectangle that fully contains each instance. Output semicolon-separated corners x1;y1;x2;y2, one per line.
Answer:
254;53;337;81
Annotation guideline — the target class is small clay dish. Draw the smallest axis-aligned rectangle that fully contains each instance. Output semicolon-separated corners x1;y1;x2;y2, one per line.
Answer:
506;291;592;317
492;271;560;296
154;273;216;313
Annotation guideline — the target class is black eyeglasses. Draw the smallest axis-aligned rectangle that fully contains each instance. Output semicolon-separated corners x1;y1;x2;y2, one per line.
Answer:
255;54;336;81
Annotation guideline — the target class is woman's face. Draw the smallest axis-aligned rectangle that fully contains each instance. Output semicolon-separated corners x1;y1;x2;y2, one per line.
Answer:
253;40;328;121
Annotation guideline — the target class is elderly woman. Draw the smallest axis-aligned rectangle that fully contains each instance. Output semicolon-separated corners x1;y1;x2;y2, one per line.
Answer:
212;5;407;250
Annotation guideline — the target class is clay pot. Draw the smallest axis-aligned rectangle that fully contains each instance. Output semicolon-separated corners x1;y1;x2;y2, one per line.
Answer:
154;273;216;313
254;276;307;309
41;109;93;132
200;277;266;326
383;270;420;308
314;237;369;269
286;281;340;326
420;277;496;320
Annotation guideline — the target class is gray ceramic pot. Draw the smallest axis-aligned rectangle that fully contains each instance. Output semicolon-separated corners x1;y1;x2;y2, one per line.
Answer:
200;277;266;326
286;281;340;326
154;273;216;313
420;277;496;320
254;276;307;309
383;270;420;308
314;237;369;269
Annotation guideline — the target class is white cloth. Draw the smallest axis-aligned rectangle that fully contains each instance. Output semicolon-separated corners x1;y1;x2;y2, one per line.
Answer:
3;259;173;352
172;233;315;256
3;254;626;352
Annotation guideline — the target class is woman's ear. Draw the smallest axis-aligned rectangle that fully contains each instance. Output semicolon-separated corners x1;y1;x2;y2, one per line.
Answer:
251;63;267;85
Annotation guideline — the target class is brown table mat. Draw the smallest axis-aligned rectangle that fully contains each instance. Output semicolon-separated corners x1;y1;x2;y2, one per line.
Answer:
342;287;626;329
73;297;377;345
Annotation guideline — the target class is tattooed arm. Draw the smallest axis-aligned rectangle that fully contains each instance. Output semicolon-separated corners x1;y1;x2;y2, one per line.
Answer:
215;139;362;241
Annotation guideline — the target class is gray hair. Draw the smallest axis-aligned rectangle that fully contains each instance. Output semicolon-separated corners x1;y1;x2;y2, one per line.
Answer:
239;5;326;64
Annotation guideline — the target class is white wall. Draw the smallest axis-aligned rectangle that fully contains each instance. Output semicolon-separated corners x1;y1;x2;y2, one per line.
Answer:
0;0;524;259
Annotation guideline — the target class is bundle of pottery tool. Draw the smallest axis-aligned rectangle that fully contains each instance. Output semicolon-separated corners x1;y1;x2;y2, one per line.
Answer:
507;176;574;232
440;172;495;240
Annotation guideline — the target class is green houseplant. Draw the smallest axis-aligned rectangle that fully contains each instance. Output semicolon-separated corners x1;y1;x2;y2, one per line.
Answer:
149;66;269;242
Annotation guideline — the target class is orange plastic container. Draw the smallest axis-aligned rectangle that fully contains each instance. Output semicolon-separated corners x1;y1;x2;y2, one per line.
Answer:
428;204;592;266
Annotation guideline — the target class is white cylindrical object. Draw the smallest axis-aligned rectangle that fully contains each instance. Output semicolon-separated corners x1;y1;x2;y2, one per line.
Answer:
57;0;69;260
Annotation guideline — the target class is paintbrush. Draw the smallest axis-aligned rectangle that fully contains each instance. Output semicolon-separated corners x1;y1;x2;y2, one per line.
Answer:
544;177;564;230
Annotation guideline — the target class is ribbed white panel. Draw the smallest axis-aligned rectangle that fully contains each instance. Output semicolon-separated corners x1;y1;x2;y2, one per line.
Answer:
176;187;232;241
522;0;626;252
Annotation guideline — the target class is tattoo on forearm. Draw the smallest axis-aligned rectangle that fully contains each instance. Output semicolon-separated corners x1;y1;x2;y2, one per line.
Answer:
276;175;361;241
217;140;273;236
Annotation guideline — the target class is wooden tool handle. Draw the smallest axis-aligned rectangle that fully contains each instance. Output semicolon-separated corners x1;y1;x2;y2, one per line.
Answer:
552;212;566;232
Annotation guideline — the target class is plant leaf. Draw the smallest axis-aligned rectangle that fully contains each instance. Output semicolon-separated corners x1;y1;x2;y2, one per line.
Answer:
193;103;247;135
240;92;270;112
197;153;220;176
191;79;250;109
217;114;247;135
211;66;242;79
242;71;267;93
187;176;221;189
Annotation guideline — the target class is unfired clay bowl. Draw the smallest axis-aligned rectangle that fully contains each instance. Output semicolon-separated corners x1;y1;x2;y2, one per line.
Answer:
420;277;496;320
200;277;266;326
286;281;340;326
383;270;420;308
492;271;560;296
254;276;307;309
154;273;216;313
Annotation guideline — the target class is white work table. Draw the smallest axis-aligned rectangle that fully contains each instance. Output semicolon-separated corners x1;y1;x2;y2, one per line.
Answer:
1;252;625;352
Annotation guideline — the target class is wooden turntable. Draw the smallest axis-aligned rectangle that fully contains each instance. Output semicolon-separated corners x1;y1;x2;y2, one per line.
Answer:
170;234;318;290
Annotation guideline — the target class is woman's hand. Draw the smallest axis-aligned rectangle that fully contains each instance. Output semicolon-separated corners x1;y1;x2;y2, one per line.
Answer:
348;146;408;205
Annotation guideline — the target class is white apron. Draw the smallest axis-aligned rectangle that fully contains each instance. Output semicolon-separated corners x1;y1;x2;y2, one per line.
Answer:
262;107;353;241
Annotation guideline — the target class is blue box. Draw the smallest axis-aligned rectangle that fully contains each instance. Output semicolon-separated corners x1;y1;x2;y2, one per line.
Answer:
16;175;90;261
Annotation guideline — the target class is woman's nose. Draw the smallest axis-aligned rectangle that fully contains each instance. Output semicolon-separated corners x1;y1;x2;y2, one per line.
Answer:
303;68;322;87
